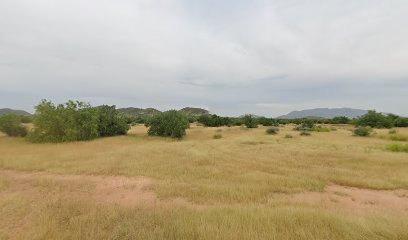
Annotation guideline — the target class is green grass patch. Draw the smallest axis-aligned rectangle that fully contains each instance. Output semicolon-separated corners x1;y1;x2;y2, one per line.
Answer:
386;143;408;153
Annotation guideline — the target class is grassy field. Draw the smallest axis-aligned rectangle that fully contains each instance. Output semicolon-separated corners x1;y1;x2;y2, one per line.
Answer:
1;124;408;239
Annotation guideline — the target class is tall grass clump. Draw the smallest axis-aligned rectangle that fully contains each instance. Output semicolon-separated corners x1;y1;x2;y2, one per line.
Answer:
0;114;27;137
387;134;408;142
386;143;408;153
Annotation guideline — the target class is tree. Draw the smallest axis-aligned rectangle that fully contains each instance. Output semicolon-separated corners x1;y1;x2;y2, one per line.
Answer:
0;114;27;137
146;110;189;138
393;117;408;127
243;114;257;128
29;100;99;142
97;105;129;137
355;110;393;128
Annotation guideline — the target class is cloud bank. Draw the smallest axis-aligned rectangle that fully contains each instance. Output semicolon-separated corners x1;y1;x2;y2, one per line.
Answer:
1;0;407;116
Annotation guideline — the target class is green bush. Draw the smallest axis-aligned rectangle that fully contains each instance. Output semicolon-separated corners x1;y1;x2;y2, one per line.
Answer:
198;114;231;127
294;119;316;131
355;110;393;128
353;127;372;137
243;115;258;128
0;114;27;137
146;110;189;138
29;100;99;143
386;143;408;153
266;127;279;135
97;105;129;137
393;117;408;127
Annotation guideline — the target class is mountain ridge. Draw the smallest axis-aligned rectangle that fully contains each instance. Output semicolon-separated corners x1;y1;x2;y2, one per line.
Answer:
278;108;368;119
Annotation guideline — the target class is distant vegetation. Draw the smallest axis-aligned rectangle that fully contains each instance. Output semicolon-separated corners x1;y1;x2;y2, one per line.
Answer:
243;114;258;128
2;101;408;142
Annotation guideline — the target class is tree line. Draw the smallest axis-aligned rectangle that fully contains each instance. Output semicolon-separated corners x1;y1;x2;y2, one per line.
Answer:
0;100;407;142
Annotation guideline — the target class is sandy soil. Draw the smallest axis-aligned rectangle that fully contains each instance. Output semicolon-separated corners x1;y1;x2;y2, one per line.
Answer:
1;170;407;214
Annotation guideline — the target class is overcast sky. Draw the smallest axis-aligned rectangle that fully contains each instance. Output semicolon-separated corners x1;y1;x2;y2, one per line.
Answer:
1;0;407;117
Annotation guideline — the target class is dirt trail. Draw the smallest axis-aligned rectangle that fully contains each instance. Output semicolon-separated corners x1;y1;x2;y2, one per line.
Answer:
275;184;408;214
1;170;407;214
0;170;191;208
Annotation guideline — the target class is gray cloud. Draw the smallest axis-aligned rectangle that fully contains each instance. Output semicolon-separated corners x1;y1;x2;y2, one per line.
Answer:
0;0;407;117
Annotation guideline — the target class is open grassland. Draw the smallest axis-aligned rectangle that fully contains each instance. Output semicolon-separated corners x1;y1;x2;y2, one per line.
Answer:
1;125;408;239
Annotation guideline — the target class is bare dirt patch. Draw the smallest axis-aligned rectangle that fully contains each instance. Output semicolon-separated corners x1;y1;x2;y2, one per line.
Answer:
275;184;408;214
0;170;192;208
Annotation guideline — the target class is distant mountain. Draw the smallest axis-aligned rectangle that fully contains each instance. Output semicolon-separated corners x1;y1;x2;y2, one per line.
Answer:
278;108;368;119
118;107;209;118
179;107;209;116
118;107;161;118
0;108;32;117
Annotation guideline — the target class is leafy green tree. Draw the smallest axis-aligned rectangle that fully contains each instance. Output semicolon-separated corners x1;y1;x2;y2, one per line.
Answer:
355;110;393;128
146;110;189;138
0;114;27;137
393;117;408;127
29;100;99;142
97;105;129;137
243;114;258;128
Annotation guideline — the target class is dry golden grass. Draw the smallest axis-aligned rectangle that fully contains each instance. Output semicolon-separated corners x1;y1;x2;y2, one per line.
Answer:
1;124;408;239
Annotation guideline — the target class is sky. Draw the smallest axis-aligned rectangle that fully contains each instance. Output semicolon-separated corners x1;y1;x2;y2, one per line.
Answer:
1;0;407;117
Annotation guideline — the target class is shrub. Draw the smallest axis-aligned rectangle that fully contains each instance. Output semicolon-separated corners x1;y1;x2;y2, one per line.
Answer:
389;129;397;134
213;134;222;139
243;115;258;128
29;100;99;143
294;119;315;131
353;127;372;137
355;110;393;128
386;143;408;153
300;131;311;136
97;105;129;137
146;110;189;138
0;114;27;137
198;114;231;127
266;127;279;135
285;134;293;138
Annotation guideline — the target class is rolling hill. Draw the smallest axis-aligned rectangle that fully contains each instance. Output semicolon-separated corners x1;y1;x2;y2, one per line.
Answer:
0;108;32;117
278;108;368;119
